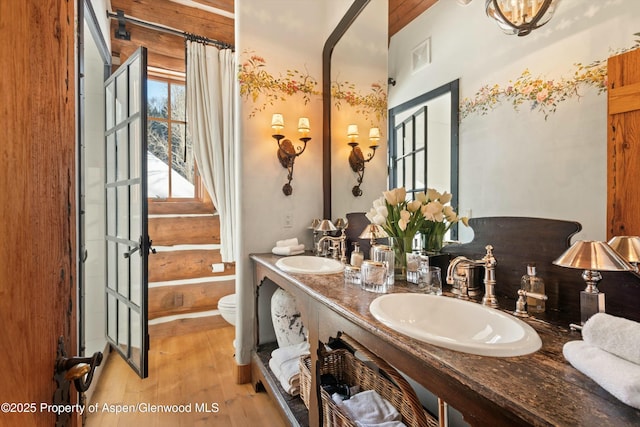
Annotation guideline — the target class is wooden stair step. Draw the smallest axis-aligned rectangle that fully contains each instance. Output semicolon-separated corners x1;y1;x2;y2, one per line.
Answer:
148;200;214;215
149;215;220;246
148;249;235;282
149;279;235;320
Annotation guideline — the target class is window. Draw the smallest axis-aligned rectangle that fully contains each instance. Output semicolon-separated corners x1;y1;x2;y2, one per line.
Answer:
147;76;198;199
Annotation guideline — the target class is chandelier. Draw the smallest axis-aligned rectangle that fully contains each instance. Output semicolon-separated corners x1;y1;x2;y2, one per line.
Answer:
485;0;561;36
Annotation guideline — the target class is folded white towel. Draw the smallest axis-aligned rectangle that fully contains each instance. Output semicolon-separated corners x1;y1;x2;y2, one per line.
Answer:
280;357;301;386
276;238;299;247
272;244;305;256
268;356;300;396
582;312;640;365
271;341;310;369
563;340;640;409
336;390;404;427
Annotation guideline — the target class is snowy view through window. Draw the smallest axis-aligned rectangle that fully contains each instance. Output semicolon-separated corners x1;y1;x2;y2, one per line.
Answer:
147;79;195;199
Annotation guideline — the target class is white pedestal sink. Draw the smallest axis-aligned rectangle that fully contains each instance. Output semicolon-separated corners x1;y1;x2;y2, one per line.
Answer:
369;293;542;357
275;255;344;275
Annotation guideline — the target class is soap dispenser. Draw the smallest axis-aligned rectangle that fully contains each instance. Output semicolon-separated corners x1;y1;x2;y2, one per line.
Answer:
350;242;364;267
521;263;545;313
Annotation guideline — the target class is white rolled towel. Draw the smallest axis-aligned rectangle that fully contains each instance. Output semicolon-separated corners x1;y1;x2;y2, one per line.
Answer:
276;238;299;247
272;244;305;256
563;340;640;409
582;313;640;365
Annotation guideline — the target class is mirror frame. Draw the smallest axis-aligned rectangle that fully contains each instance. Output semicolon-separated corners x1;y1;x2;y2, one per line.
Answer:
322;0;370;219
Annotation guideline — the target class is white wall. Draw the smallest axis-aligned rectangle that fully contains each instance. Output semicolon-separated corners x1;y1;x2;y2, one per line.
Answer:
389;0;640;242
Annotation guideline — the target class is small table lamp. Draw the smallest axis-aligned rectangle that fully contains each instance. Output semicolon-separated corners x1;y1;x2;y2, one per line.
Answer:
607;235;640;273
553;240;634;324
358;224;389;259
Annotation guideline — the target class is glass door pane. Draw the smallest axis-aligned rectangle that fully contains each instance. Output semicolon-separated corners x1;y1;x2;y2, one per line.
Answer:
104;47;149;378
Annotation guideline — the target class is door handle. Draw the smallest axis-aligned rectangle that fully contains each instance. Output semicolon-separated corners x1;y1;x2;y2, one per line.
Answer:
55;351;103;393
148;237;157;254
123;244;140;258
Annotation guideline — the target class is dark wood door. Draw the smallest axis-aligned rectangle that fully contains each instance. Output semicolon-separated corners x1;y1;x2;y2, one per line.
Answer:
0;0;79;426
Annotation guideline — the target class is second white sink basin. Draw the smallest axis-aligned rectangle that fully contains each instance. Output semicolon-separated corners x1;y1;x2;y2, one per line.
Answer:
275;255;344;275
369;293;541;357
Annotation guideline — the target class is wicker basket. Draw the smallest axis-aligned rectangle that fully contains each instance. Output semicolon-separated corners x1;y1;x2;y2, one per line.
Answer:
299;334;437;427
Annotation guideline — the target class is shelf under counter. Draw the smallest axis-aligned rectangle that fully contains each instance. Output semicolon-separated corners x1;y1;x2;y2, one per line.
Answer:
250;253;640;427
251;341;309;427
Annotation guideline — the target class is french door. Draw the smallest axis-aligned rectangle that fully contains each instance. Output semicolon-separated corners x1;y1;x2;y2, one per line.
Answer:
104;47;150;377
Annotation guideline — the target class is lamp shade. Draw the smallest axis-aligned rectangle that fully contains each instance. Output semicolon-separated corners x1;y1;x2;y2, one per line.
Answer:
308;219;321;229
297;117;310;133
607;236;640;264
315;219;337;232
333;218;348;229
552;240;634;271
271;113;284;131
358;223;389;240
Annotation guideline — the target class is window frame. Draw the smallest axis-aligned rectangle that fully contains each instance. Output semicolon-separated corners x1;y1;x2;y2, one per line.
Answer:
388;80;460;239
147;71;203;201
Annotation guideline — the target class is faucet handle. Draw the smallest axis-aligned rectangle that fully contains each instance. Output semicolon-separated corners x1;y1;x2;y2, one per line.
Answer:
513;289;548;317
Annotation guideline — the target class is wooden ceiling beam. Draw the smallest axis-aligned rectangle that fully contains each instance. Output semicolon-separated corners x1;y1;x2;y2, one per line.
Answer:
111;0;234;45
114;43;186;73
111;20;185;60
389;0;438;37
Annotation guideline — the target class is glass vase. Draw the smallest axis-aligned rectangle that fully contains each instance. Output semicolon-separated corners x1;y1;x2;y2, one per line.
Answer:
389;235;415;281
421;222;446;254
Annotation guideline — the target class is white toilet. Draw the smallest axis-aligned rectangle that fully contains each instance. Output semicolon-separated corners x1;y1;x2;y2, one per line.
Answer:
218;293;236;326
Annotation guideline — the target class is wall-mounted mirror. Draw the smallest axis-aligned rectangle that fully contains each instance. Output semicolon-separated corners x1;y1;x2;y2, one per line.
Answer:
323;0;388;220
323;0;459;228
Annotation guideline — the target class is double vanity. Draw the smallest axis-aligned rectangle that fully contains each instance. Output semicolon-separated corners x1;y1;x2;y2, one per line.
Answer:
251;252;640;427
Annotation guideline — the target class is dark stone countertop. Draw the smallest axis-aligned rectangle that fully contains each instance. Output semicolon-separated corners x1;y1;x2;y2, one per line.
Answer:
251;253;640;427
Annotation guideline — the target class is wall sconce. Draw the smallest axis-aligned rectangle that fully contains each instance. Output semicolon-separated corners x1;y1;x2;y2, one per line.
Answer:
271;114;311;196
485;0;561;36
348;125;380;197
553;240;634;325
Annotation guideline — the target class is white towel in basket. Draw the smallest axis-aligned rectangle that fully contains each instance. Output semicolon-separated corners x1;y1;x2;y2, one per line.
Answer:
336;389;405;427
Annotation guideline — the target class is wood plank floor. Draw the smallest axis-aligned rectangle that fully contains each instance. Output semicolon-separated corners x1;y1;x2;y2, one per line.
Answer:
85;326;287;427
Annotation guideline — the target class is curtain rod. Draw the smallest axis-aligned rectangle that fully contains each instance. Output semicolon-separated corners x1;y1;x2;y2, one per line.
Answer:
107;10;234;50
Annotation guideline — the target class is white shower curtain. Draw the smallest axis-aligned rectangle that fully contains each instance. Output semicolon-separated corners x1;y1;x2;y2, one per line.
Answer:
186;41;236;262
